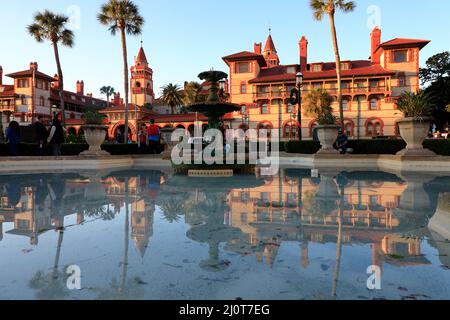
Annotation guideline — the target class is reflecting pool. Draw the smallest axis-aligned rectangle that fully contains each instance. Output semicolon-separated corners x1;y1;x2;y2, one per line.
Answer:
0;169;449;300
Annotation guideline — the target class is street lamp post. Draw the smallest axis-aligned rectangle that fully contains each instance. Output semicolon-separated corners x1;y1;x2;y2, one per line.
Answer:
296;72;303;141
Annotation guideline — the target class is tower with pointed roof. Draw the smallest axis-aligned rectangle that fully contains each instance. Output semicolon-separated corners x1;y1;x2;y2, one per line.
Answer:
263;29;280;68
130;45;155;106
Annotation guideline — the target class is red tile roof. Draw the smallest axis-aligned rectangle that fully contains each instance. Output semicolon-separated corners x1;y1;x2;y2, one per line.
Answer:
249;61;395;83
50;89;106;107
151;113;208;123
136;47;148;63
223;51;267;67
6;70;55;82
249;65;299;83
0;85;15;97
378;38;430;50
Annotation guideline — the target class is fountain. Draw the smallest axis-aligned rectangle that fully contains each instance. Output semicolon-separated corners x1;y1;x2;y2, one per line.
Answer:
172;70;255;176
187;70;240;130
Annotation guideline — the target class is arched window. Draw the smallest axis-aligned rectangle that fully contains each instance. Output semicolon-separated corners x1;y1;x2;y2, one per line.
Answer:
283;121;298;139
366;119;384;137
257;122;273;138
135;81;141;88
345;122;354;137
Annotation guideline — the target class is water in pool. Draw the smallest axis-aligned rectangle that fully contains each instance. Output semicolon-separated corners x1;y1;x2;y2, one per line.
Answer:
0;169;449;300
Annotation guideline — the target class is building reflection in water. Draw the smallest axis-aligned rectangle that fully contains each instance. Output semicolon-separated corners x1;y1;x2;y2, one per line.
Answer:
0;169;449;298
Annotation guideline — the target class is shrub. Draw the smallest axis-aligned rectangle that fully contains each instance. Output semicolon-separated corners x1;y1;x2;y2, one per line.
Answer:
284;141;321;154
284;139;450;156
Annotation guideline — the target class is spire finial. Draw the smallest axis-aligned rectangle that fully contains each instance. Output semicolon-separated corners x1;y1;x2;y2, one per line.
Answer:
269;26;271;35
140;38;143;47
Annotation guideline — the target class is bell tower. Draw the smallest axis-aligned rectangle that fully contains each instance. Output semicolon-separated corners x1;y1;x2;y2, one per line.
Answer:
130;44;155;106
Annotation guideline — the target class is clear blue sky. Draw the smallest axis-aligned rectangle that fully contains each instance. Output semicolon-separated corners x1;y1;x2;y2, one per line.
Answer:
1;0;449;99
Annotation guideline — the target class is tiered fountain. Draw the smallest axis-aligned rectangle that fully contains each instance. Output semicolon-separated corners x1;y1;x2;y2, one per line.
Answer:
171;70;255;176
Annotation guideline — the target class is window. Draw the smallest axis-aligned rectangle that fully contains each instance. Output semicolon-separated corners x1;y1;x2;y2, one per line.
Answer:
241;105;247;115
241;192;249;202
312;82;322;89
312;64;322;72
398;76;406;87
240;83;246;94
261;192;269;202
260;102;269;114
393;50;408;63
283;122;297;139
286;66;296;74
21;95;27;105
345;122;353;137
236;62;250;74
367;119;383;137
17;79;29;88
341;62;351;70
370;98;379;111
342;99;349;111
39;96;45;107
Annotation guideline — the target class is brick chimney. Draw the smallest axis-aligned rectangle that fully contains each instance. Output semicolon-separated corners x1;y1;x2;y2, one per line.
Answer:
299;36;308;72
0;66;3;85
113;92;121;105
254;42;262;55
52;74;60;89
76;80;84;95
29;62;38;71
371;27;382;64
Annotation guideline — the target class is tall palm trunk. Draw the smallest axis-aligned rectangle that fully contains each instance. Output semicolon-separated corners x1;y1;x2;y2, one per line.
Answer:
328;13;345;131
332;186;344;298
53;42;65;126
120;177;130;294
120;27;130;144
52;230;64;280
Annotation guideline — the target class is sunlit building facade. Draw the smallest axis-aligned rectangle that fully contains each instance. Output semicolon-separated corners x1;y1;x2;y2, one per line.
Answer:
223;28;430;140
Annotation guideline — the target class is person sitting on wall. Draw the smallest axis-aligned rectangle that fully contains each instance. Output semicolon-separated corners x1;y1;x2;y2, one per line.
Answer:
333;130;348;155
6;121;21;156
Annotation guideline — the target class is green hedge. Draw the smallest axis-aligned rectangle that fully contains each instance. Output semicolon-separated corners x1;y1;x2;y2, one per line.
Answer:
284;139;450;156
0;143;162;157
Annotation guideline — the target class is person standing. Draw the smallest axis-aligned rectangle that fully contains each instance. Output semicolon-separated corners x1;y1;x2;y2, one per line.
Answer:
47;118;65;156
34;115;48;156
138;124;148;153
147;119;160;154
6;121;21;156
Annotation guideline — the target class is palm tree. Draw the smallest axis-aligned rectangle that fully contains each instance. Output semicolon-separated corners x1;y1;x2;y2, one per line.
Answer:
100;86;115;108
161;83;183;114
28;10;75;126
183;81;204;105
98;0;145;144
310;0;356;131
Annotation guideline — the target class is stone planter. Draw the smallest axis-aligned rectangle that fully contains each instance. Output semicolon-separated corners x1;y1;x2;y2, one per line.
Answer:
80;125;110;156
160;127;176;160
397;117;435;156
316;125;340;154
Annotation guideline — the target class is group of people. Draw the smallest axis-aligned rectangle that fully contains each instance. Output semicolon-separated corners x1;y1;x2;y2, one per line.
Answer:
138;119;162;154
5;116;66;156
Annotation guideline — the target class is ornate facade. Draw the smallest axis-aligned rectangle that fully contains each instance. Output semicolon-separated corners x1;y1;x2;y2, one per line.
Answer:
222;27;430;140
